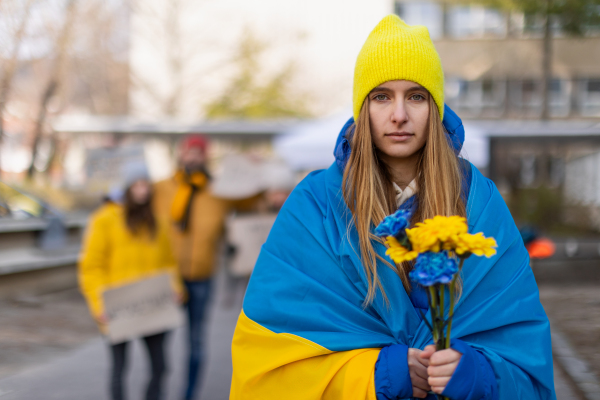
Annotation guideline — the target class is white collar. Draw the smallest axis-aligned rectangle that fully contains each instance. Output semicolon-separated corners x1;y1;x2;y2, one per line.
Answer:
392;179;418;208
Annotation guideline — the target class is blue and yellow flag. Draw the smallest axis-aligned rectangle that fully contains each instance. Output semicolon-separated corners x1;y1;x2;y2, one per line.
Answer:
231;114;556;400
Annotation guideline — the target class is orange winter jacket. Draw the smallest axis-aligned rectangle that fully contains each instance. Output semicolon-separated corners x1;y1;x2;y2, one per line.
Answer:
153;176;258;281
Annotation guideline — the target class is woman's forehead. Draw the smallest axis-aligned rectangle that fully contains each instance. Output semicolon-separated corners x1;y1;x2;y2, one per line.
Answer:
371;80;426;92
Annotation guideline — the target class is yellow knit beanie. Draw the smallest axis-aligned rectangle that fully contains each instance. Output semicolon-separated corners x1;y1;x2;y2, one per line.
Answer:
353;14;444;121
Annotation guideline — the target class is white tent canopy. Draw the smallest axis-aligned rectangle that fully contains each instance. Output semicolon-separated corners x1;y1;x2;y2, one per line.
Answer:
274;110;351;171
275;109;489;171
460;122;488;169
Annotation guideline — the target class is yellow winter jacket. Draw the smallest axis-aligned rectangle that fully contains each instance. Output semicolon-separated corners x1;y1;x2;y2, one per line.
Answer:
78;202;184;321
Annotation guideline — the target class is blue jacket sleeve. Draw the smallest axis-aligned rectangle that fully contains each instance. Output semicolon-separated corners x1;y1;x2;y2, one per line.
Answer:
375;344;413;400
442;339;499;400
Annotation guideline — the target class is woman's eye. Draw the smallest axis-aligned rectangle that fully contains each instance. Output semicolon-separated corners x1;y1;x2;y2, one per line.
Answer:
373;94;388;101
410;94;425;101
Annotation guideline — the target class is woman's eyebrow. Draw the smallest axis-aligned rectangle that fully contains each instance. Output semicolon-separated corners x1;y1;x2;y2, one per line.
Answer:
370;86;393;93
369;85;427;94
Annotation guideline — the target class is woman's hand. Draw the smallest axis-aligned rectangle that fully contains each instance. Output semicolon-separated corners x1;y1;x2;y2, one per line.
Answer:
408;348;431;398
174;292;184;305
94;313;108;324
421;345;462;394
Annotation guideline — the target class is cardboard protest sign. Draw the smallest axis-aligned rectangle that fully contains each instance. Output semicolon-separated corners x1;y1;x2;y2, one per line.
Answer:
103;274;184;344
212;155;264;199
226;214;277;277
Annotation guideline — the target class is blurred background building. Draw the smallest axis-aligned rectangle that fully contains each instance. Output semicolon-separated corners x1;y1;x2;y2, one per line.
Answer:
397;0;600;119
0;0;599;295
0;0;598;296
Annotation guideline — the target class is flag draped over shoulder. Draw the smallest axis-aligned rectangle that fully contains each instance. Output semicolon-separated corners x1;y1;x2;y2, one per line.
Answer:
231;130;556;400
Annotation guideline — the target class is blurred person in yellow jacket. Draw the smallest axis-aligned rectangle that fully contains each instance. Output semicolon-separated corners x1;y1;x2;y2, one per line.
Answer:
153;135;234;400
79;161;184;400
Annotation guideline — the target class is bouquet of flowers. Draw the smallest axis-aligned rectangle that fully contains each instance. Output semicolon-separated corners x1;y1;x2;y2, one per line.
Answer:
375;210;497;399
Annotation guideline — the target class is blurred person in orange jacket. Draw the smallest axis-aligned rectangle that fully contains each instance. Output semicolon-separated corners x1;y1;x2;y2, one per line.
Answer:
153;135;256;400
520;226;556;260
79;161;184;400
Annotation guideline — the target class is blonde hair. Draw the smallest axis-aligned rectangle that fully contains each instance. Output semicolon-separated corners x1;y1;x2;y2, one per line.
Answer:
342;95;466;304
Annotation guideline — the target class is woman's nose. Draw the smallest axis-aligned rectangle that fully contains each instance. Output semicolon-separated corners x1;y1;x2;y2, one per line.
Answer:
391;101;408;123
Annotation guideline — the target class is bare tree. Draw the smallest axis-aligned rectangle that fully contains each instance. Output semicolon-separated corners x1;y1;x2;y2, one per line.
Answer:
0;0;35;175
163;0;184;116
130;0;224;118
130;0;189;117
68;0;129;115
205;30;312;119
27;0;78;179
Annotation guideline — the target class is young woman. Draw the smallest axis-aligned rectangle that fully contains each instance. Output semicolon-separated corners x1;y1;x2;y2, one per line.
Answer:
230;15;556;400
79;163;184;400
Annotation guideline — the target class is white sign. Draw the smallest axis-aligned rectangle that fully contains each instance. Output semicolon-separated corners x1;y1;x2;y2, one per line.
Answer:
227;214;278;277
103;274;184;344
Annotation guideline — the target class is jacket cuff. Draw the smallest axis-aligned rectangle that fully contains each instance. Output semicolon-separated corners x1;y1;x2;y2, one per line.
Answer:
375;344;413;400
442;339;497;400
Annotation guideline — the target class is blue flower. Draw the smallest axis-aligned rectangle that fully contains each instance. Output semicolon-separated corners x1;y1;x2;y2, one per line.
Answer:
409;251;458;286
375;209;412;239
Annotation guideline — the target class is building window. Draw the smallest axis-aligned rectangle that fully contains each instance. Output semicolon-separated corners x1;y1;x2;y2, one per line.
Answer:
520;155;537;187
447;5;507;38
579;79;600;116
549;79;570;117
481;79;506;107
523;13;564;36
394;2;405;18
508;79;542;115
394;1;443;39
549;157;564;188
445;78;506;116
522;80;539;104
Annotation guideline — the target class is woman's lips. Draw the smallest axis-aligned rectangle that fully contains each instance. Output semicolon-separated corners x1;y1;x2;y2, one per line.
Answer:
385;132;413;142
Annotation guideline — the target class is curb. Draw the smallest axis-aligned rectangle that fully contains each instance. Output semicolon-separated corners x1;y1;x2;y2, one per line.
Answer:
552;327;600;400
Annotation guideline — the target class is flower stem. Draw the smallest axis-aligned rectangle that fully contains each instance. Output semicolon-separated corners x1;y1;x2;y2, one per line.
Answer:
445;278;455;349
437;285;445;351
428;286;439;343
445;258;464;349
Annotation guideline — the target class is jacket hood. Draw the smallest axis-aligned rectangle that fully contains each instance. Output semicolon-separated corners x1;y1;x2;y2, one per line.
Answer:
334;104;465;171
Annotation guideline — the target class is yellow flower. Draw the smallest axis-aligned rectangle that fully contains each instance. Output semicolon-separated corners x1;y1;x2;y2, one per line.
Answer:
385;236;419;263
406;215;468;253
454;232;497;257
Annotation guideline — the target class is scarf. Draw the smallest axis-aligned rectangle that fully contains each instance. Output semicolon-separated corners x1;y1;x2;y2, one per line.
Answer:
170;170;208;231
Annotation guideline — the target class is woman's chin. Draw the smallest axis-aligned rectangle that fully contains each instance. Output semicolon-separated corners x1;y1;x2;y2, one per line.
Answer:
380;147;420;161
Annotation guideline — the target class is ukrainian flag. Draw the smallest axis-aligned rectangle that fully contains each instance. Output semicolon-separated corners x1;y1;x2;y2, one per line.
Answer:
231;121;556;400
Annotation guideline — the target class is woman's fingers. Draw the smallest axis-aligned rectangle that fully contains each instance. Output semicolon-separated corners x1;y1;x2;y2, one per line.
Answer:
428;361;459;377
409;346;461;396
409;357;429;380
425;348;462;394
431;385;446;394
428;376;451;387
408;347;431;391
430;348;462;365
417;351;430;367
420;344;436;360
410;371;431;391
414;363;429;380
412;386;429;399
95;313;108;324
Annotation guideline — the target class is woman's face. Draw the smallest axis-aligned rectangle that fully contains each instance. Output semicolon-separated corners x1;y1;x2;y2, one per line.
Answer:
129;179;151;205
368;80;430;161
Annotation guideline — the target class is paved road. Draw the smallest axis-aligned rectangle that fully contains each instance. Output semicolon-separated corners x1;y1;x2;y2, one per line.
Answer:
0;275;583;400
0;274;240;400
